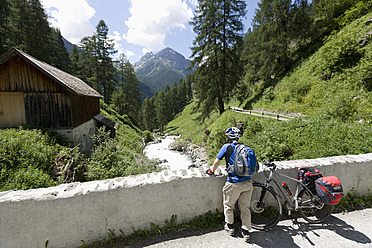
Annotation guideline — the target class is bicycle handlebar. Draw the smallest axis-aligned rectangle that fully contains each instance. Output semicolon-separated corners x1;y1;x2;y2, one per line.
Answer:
263;160;277;170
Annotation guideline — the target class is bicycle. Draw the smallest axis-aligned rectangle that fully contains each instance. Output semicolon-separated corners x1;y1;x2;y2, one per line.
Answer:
235;161;334;231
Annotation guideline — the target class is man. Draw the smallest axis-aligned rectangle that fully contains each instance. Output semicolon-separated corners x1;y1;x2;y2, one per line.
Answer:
206;127;253;243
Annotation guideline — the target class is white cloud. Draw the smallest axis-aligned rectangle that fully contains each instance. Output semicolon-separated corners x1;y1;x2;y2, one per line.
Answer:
124;0;193;51
188;0;198;7
142;48;151;55
111;31;122;41
108;31;124;58
125;50;135;58
41;0;96;44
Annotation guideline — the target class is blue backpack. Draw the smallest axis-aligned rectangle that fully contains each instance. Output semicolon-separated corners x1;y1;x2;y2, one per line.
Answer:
227;143;258;176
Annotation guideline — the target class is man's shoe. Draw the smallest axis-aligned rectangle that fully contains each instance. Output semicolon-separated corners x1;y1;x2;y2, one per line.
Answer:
224;223;235;236
241;229;250;243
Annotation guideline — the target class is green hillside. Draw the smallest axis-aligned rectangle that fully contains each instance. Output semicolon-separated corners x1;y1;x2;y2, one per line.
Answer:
246;13;372;121
138;63;188;92
166;12;372;164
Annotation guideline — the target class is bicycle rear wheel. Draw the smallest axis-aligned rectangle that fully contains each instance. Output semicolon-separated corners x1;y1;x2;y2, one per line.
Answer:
236;182;282;231
298;184;334;223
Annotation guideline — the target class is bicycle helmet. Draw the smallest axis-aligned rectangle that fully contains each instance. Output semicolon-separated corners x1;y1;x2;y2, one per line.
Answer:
225;127;241;141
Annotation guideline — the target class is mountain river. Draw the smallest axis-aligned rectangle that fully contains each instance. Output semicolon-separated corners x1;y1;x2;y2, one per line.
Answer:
143;136;193;171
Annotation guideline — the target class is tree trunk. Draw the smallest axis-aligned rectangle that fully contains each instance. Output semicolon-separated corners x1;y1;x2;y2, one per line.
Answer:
218;96;224;115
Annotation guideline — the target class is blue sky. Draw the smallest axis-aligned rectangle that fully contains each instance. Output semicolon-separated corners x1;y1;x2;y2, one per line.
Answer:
41;0;259;63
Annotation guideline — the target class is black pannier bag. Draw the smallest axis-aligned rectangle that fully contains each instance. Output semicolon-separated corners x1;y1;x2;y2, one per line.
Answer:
315;176;344;205
298;167;323;185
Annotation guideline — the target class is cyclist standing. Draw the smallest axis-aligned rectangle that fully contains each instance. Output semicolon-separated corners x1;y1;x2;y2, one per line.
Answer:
206;127;253;243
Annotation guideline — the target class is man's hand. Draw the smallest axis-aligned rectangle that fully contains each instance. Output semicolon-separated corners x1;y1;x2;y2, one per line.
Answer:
205;169;214;175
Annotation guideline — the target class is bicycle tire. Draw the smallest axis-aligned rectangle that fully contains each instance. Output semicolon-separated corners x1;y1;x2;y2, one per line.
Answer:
298;184;334;223
236;181;282;231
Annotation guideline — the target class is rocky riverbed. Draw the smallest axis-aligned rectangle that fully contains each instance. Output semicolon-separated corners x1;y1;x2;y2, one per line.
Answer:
144;135;209;170
167;137;209;169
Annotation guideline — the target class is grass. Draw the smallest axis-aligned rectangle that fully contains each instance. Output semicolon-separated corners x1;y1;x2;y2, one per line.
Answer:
165;102;372;164
248;12;372;122
165;101;220;145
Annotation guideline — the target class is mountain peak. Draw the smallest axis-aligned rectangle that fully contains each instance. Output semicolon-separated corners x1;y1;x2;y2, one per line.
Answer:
134;47;193;96
134;48;186;70
156;47;186;62
143;51;155;60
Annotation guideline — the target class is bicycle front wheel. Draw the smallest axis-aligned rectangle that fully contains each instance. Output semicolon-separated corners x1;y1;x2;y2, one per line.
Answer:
236;182;282;231
298;184;334;223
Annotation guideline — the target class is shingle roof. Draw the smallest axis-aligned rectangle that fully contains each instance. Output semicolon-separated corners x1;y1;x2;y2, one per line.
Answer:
93;114;118;130
0;48;103;98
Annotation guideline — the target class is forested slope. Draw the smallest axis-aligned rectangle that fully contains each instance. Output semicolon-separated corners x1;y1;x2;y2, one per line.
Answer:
250;13;372;121
167;11;372;164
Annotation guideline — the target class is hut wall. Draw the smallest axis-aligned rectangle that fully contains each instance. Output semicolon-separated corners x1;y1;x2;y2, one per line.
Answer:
24;92;72;128
0;92;26;127
0;56;73;128
71;95;100;127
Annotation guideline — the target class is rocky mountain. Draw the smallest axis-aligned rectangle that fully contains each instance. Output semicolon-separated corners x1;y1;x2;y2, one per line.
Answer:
134;47;193;98
62;37;74;53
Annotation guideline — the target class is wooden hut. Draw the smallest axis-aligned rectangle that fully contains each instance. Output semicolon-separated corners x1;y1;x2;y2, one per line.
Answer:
0;48;117;151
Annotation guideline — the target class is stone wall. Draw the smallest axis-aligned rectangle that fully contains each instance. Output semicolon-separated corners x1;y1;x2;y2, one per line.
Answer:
53;118;97;153
1;153;372;248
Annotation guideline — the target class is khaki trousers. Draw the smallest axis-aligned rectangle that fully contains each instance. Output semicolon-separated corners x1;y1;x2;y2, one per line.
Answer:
223;180;253;231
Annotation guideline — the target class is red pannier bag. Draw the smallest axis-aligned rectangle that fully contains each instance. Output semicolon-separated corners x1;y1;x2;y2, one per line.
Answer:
315;176;344;205
298;167;323;185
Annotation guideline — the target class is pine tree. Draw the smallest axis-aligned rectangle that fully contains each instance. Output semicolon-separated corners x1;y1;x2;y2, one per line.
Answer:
154;90;168;132
95;20;117;103
8;0;29;50
185;74;194;102
254;0;293;79
69;45;84;77
0;0;10;54
141;97;157;131
79;20;117;102
80;35;99;90
4;0;68;69
50;28;69;71
190;0;247;118
111;54;142;121
26;0;53;62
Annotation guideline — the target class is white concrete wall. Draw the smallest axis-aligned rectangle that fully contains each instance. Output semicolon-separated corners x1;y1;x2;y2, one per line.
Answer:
52;119;97;153
1;153;372;248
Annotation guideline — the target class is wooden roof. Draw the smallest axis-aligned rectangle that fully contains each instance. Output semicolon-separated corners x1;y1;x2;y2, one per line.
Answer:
0;48;103;98
93;114;118;130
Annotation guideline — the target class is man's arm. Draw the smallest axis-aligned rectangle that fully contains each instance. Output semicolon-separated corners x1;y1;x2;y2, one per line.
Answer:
206;144;227;174
211;158;221;173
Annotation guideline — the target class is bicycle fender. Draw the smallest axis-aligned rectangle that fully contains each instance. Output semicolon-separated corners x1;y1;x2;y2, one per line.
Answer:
268;185;281;198
253;181;280;198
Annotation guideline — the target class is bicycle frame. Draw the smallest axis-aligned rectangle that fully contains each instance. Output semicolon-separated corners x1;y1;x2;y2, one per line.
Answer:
262;167;318;212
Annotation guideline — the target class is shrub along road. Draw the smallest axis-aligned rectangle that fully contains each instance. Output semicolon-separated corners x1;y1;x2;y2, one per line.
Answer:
126;208;372;247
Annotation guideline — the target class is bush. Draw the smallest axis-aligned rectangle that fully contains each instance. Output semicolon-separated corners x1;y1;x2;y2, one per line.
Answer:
1;167;57;191
239;116;372;162
0;128;60;191
54;146;87;183
0;128;60;171
177;110;372;164
142;130;154;143
85;127;160;181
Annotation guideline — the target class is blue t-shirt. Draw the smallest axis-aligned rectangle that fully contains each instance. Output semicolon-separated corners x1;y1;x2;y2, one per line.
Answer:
217;142;251;183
